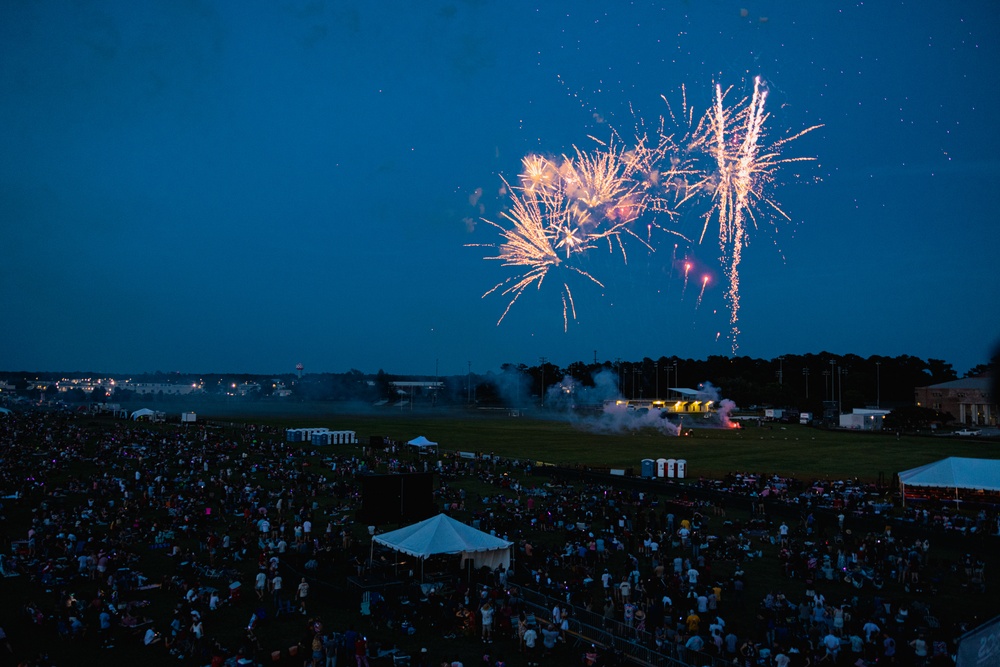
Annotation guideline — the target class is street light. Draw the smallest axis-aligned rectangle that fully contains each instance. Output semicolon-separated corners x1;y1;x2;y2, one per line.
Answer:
539;357;547;407
802;367;810;399
828;359;837;405
876;361;881;409
838;367;848;414
654;361;659;399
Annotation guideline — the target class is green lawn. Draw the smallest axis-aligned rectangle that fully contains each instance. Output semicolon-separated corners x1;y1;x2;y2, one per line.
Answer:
193;403;998;481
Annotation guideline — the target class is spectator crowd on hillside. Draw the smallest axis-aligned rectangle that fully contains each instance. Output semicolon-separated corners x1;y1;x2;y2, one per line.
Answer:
0;408;995;667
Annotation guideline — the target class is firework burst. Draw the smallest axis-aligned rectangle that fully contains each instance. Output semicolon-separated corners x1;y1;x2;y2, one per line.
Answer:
470;76;821;343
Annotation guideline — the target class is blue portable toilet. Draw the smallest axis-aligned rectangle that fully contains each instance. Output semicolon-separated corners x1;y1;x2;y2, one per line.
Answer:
641;459;655;478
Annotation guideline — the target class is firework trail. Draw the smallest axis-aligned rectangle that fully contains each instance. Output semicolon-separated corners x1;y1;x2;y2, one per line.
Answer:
692;76;823;351
471;76;821;340
695;274;709;309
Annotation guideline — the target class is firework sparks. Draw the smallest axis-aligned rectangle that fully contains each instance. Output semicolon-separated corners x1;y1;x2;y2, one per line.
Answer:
470;76;821;338
470;177;604;331
691;76;823;351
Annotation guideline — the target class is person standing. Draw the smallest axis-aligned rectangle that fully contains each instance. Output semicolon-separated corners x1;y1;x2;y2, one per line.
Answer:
481;600;495;644
882;632;897;664
255;569;267;600
523;623;539;667
355;635;370;667
271;573;284;611
909;633;929;667
297;578;310;615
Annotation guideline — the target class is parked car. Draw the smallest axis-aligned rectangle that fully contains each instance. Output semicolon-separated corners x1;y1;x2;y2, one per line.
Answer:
954;428;982;436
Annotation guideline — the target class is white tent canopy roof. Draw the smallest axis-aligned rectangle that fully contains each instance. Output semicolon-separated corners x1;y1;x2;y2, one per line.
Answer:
406;435;437;447
130;408;156;420
898;457;1000;492
373;514;512;571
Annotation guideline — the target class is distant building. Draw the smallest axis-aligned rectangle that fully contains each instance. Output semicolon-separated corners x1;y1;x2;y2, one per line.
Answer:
914;377;995;426
839;408;891;430
122;381;200;396
56;378;117;394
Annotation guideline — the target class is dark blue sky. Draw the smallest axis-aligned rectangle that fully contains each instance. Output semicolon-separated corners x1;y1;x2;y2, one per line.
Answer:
2;1;997;376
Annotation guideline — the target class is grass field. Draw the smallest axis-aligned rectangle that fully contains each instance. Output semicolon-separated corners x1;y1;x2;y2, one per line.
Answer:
193;400;999;481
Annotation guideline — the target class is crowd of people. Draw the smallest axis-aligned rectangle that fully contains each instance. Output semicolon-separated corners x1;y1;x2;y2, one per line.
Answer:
0;407;995;667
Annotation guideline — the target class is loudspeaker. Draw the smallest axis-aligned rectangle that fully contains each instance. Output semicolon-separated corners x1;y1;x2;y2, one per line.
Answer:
358;472;435;524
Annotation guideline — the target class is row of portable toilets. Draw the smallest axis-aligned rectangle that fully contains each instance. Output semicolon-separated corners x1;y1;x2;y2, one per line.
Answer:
641;458;688;479
285;428;357;445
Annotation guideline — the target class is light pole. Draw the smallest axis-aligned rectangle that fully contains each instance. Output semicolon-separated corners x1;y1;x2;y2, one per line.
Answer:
777;356;784;385
838;367;848;414
802;367;810;399
876;361;881;409
828;359;837;406
673;360;679;391
539;357;546;407
654;361;659;399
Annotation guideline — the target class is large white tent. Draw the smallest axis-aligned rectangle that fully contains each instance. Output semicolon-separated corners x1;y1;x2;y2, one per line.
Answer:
899;457;1000;491
406;435;438;450
372;513;512;573
130;408;156;420
898;457;1000;506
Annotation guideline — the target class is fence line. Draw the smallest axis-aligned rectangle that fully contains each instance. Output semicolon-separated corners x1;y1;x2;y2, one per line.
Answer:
515;584;732;667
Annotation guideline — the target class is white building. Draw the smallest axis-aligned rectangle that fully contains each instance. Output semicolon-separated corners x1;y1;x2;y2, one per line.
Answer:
839;408;891;431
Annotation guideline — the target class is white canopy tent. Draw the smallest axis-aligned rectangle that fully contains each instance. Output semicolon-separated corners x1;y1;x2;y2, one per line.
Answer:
371;513;512;576
130;408;156;421
406;435;438;450
898;457;1000;506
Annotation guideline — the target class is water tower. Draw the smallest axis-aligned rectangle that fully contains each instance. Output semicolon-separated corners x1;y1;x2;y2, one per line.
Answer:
296;363;304;379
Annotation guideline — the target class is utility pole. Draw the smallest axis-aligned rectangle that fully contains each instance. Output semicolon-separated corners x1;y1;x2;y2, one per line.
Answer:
876;361;881;409
838;367;847;415
467;361;472;405
539;357;547;407
829;359;837;407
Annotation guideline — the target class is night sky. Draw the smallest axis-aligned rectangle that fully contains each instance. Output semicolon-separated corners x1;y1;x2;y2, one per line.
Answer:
2;1;998;377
